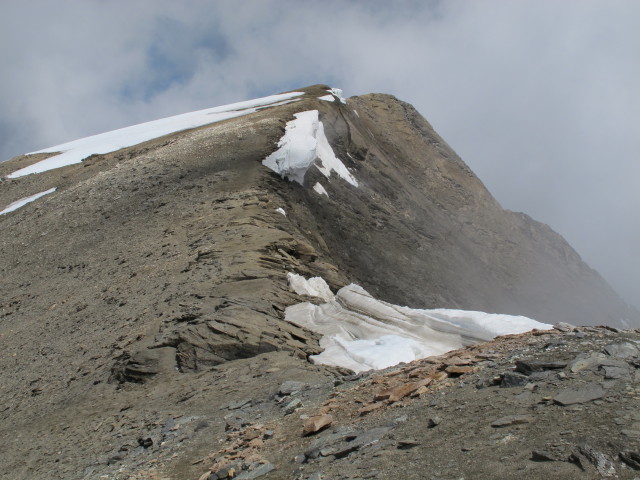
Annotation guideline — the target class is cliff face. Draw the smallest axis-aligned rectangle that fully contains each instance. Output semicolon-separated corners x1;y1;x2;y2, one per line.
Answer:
0;84;637;479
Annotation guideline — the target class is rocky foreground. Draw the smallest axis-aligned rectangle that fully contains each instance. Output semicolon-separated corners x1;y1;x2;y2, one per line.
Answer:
92;324;640;480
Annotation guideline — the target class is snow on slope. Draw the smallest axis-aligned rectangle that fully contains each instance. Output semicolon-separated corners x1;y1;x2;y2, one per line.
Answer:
262;110;358;186
0;188;56;215
7;92;304;178
286;274;552;372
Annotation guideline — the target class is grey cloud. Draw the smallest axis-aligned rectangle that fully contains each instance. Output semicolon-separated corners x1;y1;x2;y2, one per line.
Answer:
0;0;638;308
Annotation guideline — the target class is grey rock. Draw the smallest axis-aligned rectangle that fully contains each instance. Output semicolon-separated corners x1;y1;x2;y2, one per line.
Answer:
568;352;607;373
427;416;441;428
328;427;392;458
531;450;558;462
284;398;303;415
578;444;616;477
501;372;530;387
491;415;532;428
554;384;606;405
235;463;275;479
307;474;323;480
604;342;639;359
602;365;630;379
553;322;576;332
621;430;640;439
279;380;307;395
228;398;252;410
619;451;640;470
515;359;567;375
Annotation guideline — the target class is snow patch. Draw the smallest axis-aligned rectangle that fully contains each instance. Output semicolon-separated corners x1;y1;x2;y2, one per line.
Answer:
0;188;56;215
262;110;358;187
285;275;552;372
318;95;335;102
353;110;359;118
327;88;347;104
313;182;329;197
287;272;335;302
7;92;304;178
276;207;286;216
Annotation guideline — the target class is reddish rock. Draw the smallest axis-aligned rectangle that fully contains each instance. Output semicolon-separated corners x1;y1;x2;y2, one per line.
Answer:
302;414;333;436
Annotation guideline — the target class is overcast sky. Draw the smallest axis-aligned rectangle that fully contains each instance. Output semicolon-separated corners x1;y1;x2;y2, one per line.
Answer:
1;1;638;308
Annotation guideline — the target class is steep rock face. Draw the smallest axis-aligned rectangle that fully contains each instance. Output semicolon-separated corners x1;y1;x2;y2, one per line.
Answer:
0;84;637;479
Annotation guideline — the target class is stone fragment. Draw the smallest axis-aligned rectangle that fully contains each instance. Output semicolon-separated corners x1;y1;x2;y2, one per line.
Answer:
500;372;529;388
621;430;640;439
553;385;606;405
568;353;607;373
235;463;275;479
427;416;441;428
619;451;640;470
445;365;474;376
578;444;616;477
329;427;392;458
553;322;576;332
302;415;333;436
284;398;303;415
491;415;532;428
602;365;630;380
443;355;474;366
228;398;252;410
530;450;556;462
397;439;420;449
279;381;306;395
515;359;567;375
359;402;385;416
374;378;432;403
604;342;639;359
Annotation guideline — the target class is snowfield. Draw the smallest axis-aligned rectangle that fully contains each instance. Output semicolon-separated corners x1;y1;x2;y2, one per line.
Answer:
7;92;304;178
286;274;552;372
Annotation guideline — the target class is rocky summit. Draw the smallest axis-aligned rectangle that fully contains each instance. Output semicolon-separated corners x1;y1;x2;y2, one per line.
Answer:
0;84;638;479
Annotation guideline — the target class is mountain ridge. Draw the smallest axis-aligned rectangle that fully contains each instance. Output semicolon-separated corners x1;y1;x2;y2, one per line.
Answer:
0;84;638;479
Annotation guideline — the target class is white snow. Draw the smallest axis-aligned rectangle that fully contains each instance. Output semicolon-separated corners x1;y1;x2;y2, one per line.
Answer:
262;110;358;187
327;88;347;104
285;275;552;372
353;110;359;118
287;272;335;302
318;94;335;102
7;92;304;178
276;207;286;216
313;182;329;197
0;187;56;215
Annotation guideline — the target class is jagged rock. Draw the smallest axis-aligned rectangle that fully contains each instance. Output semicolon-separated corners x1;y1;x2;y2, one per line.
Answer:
619;451;640;470
500;372;530;388
577;444;616;477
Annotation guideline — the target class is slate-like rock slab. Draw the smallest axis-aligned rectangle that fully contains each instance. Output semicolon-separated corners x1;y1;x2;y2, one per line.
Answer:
516;359;567;375
553;384;606;405
604;342;639;359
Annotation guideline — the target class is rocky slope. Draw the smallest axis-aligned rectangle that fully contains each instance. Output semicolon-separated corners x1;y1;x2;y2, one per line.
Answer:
0;84;638;479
